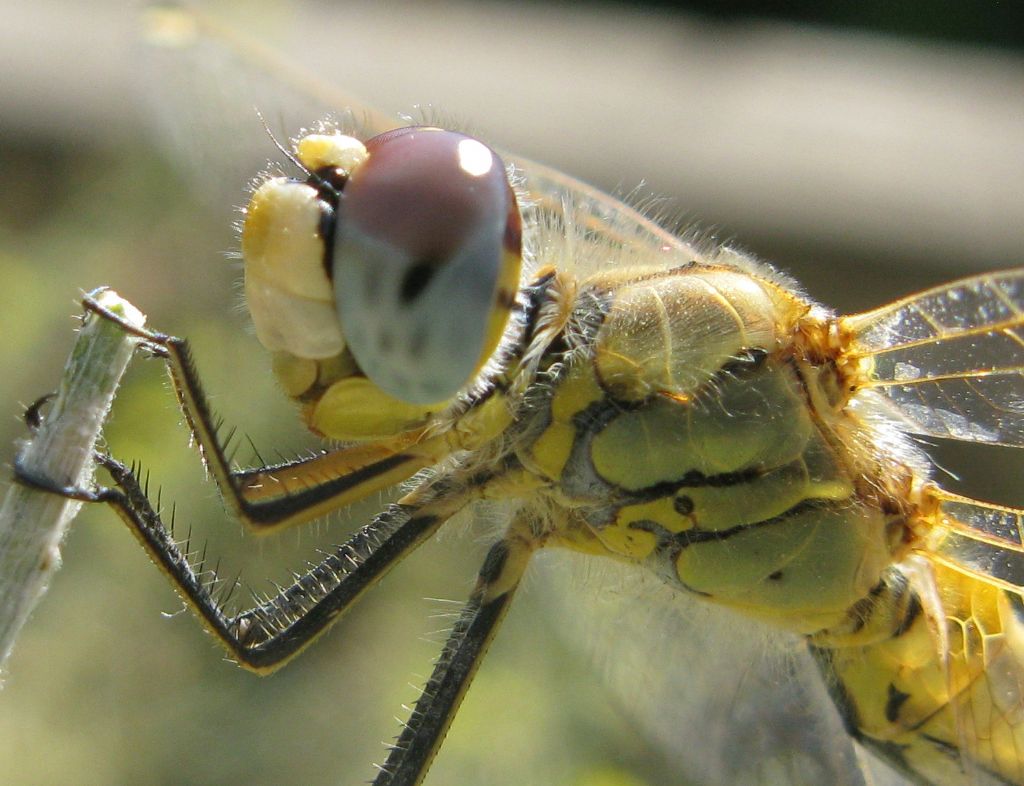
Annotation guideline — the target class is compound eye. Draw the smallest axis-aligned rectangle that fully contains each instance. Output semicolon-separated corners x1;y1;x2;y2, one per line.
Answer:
333;127;521;405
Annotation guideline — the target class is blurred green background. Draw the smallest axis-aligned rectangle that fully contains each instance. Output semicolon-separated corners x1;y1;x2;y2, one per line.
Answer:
1;2;1022;785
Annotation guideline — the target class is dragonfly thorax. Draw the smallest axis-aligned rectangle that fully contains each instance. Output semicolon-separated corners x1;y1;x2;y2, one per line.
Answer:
513;264;909;634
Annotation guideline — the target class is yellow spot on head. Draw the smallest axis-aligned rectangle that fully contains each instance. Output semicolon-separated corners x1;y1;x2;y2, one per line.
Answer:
311;376;436;440
296;134;368;175
271;352;318;397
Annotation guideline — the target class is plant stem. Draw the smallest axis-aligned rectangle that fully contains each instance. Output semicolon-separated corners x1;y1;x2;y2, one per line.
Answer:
0;289;145;674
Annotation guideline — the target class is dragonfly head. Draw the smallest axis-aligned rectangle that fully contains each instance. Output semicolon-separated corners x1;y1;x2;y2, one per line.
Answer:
241;126;522;438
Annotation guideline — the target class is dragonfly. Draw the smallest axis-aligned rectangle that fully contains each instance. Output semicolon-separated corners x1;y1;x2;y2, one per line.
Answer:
14;6;1024;786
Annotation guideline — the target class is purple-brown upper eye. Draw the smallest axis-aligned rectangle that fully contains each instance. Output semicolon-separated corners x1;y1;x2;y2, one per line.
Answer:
332;127;521;404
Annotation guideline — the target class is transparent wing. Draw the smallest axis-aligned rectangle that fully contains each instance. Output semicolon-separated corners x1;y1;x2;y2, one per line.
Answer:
923;489;1024;594
841;269;1024;446
841;271;1024;780
140;5;695;275
509;155;694;274
140;5;397;218
909;494;1024;786
532;551;912;786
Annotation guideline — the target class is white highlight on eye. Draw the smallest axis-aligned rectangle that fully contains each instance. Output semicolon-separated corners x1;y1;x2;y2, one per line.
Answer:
457;138;494;177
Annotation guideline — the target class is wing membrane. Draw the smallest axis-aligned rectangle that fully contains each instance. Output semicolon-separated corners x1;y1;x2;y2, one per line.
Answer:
142;5;691;274
926;489;1024;593
510;156;693;272
532;552;888;786
842;269;1024;446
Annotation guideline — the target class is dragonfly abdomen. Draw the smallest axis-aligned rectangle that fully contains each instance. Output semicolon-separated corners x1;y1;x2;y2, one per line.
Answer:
814;561;1024;785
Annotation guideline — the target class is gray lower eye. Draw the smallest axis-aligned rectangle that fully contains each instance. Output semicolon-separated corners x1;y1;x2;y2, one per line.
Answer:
332;127;520;403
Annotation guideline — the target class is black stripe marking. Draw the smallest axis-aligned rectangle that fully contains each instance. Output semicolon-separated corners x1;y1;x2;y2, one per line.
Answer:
239;452;416;526
674;497;838;548
885;683;911;723
808;646;863;738
638;466;768;502
919;734;960;758
893;585;923;638
632;497;842;554
845;577;891;635
310;167;344;282
478;541;510;585
918;734;1015;784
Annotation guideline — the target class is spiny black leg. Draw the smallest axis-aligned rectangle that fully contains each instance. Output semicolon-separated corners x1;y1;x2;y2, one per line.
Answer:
374;539;526;786
13;451;111;504
93;453;480;672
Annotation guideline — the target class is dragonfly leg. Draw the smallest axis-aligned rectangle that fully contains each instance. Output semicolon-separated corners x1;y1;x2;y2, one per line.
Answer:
373;523;534;786
12;450;111;503
77;291;446;533
79;451;487;673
